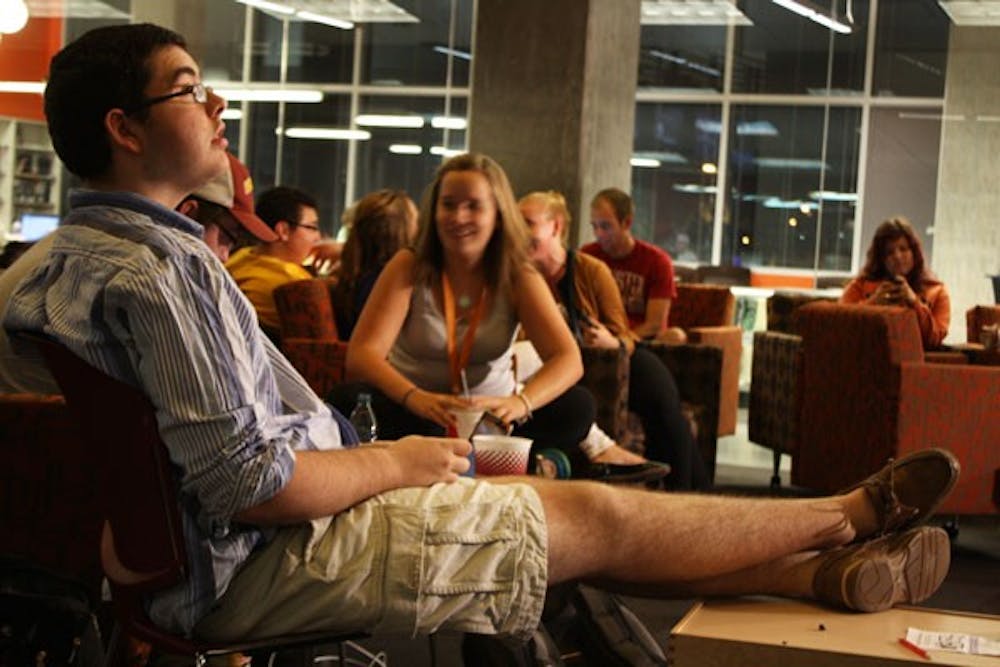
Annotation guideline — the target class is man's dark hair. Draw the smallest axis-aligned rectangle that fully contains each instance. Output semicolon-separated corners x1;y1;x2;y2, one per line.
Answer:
255;186;319;231
44;23;186;179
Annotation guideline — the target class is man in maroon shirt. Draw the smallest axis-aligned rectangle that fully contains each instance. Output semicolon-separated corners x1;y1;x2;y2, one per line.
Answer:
581;187;686;343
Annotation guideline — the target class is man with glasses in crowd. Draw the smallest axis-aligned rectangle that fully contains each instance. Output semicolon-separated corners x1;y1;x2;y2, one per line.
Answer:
1;21;958;649
225;185;322;338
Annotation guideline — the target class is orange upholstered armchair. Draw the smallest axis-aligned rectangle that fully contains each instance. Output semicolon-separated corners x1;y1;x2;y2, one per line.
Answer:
272;278;348;399
662;283;742;435
792;302;1000;516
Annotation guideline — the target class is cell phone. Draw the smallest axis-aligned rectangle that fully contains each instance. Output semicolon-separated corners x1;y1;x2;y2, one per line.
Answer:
472;411;512;437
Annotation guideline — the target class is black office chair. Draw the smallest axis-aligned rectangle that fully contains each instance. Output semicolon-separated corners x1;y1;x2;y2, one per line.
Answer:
25;333;366;666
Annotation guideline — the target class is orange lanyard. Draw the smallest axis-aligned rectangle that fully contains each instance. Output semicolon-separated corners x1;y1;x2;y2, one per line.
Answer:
442;273;487;394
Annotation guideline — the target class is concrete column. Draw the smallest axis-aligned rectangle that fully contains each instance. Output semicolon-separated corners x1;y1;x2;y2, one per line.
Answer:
469;0;640;244
933;26;1000;343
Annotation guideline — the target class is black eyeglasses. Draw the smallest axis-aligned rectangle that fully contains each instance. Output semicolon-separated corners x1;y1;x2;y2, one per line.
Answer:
126;82;211;115
294;222;321;233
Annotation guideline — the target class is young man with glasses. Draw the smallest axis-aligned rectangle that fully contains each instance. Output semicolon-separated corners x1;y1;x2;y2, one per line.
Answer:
225;185;322;336
2;22;959;649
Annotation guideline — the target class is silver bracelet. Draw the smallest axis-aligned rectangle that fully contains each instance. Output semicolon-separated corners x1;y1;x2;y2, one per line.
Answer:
515;389;533;421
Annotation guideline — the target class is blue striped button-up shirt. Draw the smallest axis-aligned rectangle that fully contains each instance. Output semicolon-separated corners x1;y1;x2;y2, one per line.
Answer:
2;190;344;634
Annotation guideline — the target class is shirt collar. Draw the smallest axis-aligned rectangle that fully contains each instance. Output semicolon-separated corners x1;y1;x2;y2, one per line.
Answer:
68;189;204;239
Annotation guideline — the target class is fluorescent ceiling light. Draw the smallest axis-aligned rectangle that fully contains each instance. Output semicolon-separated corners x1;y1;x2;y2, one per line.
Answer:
431;116;467;130
282;127;371;140
754;157;828;170
210;86;323;102
631;157;662;168
763;197;819;210
355;114;425;128
389;144;423;155
0;81;45;94
25;0;129;19
897;112;965;121
632;151;688;164
696;119;779;136
641;0;752;26
673;184;719;194
772;0;852;33
648;50;721;78
938;0;1000;25
234;0;417;24
433;46;472;61
297;10;353;29
237;0;295;15
809;190;857;202
430;146;464;157
221;108;244;120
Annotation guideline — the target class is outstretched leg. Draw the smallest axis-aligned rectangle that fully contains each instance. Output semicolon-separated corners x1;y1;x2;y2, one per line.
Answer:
516;479;877;586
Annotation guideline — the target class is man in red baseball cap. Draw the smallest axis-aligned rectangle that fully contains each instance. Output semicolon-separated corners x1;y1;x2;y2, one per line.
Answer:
177;152;277;261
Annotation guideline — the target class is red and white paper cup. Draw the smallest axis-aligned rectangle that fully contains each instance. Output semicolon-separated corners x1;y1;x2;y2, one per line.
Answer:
472;434;533;476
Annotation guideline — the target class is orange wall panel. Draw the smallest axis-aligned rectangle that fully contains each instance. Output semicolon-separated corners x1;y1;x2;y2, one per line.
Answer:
0;17;63;121
750;272;816;289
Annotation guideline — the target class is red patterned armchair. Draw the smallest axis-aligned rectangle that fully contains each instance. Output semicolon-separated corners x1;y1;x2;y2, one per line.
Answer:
792;302;1000;515
966;304;1000;343
272;278;348;399
748;292;836;486
578;282;738;481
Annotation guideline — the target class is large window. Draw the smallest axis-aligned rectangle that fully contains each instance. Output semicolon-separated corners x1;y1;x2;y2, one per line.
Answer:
632;103;722;264
723;105;860;270
638;25;725;92
733;0;869;95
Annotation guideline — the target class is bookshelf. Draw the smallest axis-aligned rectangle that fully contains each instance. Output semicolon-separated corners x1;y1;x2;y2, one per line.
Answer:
0;117;62;242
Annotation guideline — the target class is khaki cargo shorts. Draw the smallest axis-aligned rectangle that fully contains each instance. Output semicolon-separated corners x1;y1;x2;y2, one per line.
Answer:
194;478;548;642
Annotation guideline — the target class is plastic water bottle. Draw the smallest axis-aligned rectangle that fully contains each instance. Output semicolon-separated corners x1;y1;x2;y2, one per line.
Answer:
349;392;378;443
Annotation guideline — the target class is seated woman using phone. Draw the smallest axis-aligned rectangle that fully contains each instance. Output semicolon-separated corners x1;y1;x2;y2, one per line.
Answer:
340;153;600;472
840;216;950;349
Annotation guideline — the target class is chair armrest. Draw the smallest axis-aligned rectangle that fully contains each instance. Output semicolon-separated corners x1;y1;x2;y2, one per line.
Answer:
579;345;630;443
687;325;742;435
280;339;348;400
924;351;969;365
748;331;802;457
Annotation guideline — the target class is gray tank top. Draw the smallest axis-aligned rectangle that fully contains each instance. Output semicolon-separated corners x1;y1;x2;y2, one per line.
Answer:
389;282;519;396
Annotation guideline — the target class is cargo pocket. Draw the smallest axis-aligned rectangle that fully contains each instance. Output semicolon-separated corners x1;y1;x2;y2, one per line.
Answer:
375;501;522;637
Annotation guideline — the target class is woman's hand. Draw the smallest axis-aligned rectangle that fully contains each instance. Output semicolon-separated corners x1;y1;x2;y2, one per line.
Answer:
405;389;473;429
470;394;528;426
870;277;917;306
869;280;900;305
581;319;621;350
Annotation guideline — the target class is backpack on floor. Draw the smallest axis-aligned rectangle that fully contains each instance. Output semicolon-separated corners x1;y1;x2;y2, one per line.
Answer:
0;558;104;666
461;624;565;667
570;585;667;666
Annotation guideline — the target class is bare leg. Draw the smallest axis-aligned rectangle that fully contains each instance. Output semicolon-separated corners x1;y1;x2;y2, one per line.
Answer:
497;478;878;588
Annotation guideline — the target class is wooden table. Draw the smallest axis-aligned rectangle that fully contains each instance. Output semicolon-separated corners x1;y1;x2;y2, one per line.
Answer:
670;598;1000;666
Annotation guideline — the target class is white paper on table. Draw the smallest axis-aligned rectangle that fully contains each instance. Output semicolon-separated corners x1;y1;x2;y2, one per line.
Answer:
906;627;1000;656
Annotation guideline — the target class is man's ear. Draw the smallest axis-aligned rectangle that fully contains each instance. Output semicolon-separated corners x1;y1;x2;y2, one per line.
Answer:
622;215;634;231
177;198;199;219
274;220;292;241
103;109;143;156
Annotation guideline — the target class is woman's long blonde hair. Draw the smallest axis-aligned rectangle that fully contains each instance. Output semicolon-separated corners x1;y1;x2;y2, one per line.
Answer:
412;153;531;294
